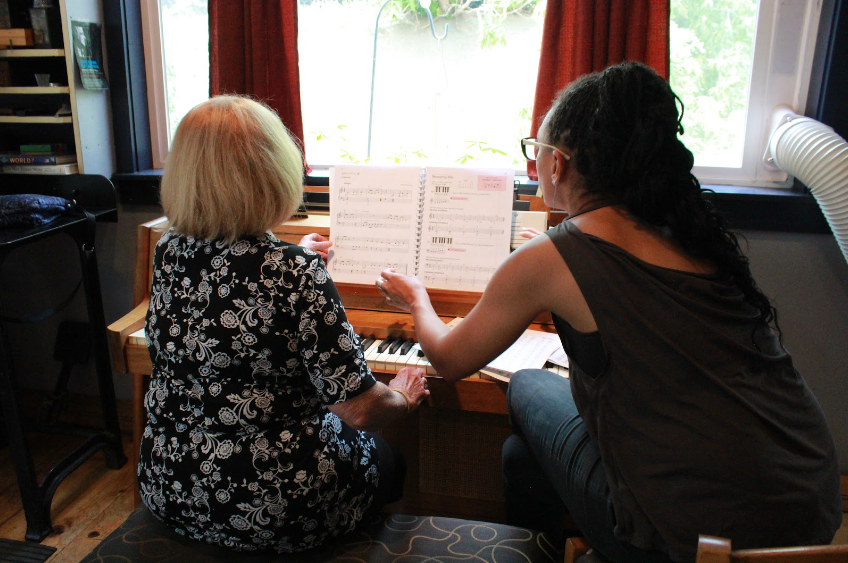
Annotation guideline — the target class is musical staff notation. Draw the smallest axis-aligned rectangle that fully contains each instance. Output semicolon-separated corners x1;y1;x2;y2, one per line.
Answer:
338;186;415;204
426;224;505;237
335;212;412;229
336;236;411;254
421;264;496;288
427;212;506;224
333;260;409;276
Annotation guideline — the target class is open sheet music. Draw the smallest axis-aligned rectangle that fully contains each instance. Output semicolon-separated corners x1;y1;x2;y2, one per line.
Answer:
328;165;514;291
479;329;564;381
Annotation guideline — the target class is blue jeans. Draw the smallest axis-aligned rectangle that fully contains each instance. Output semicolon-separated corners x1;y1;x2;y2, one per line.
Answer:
503;370;672;563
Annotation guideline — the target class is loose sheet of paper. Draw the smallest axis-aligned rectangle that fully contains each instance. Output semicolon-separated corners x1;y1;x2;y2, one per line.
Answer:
547;346;569;368
485;329;562;375
328;165;422;284
418;167;514;291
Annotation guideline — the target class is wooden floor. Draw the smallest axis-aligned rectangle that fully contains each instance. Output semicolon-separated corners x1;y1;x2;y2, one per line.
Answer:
0;392;137;563
0;392;846;563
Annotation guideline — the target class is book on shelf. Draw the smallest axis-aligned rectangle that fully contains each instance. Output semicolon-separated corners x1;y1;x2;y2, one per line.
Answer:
0;153;77;165
328;164;515;291
1;162;78;175
0;28;34;47
20;143;70;154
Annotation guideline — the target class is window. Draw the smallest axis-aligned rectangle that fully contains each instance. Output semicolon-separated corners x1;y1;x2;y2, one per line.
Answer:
140;0;209;169
671;0;821;188
298;0;545;169
141;0;822;188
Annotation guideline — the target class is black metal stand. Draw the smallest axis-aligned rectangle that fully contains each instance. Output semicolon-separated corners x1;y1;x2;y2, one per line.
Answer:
0;174;127;541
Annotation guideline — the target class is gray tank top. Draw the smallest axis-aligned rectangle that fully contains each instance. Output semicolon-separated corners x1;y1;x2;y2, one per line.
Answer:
546;221;841;562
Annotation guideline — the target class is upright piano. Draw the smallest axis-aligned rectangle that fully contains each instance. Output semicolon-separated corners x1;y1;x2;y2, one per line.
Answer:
108;208;561;523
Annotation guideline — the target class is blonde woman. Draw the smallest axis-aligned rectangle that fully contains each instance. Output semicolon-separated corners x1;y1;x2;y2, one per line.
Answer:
140;96;429;553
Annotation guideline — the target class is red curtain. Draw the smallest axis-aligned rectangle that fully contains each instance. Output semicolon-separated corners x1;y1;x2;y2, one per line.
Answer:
528;0;670;179
209;0;307;166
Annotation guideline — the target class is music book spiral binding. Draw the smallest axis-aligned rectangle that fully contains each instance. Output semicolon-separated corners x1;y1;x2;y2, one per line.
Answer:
328;164;515;291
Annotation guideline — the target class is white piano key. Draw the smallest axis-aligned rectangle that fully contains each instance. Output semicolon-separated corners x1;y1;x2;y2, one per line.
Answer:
373;337;399;372
392;340;418;372
364;338;385;366
381;338;407;372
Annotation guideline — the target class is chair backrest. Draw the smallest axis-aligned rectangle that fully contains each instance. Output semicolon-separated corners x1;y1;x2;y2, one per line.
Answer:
129;214;332;307
132;216;170;307
696;535;848;563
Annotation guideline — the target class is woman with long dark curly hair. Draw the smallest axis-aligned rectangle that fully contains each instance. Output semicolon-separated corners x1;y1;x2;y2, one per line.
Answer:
375;62;841;562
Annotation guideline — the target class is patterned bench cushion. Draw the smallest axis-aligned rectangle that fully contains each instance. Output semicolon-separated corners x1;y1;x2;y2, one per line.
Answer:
79;507;563;563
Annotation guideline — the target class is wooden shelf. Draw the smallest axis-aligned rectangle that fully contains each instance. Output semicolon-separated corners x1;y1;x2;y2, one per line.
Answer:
0;48;65;58
0;86;70;94
0;115;72;123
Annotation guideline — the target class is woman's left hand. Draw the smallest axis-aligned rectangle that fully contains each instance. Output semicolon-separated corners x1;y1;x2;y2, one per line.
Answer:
376;268;428;312
299;233;332;261
520;227;543;239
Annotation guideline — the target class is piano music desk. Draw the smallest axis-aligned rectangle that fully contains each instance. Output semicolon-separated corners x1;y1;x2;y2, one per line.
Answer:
108;215;555;522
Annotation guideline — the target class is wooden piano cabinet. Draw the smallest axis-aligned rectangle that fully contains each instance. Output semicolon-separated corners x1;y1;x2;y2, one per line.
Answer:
108;214;545;523
376;404;513;523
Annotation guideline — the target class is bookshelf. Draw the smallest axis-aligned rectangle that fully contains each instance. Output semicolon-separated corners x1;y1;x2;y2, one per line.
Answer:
0;0;114;176
0;115;72;123
0;86;71;93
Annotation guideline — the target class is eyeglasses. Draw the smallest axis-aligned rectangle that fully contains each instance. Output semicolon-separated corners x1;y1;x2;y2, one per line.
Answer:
521;137;570;162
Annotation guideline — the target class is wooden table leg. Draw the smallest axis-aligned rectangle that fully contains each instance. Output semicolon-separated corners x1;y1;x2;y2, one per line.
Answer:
131;372;146;507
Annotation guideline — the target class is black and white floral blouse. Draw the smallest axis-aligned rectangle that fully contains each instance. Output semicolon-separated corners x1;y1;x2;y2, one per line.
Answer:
139;229;380;553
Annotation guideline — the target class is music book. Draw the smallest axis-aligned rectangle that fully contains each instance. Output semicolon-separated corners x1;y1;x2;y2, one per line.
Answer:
478;329;564;382
328;164;515;291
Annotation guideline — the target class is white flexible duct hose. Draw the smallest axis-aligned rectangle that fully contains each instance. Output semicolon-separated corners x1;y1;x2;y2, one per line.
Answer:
768;109;848;264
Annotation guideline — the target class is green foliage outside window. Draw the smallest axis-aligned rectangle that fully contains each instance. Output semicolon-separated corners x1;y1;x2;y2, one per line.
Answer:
670;0;758;166
390;0;542;49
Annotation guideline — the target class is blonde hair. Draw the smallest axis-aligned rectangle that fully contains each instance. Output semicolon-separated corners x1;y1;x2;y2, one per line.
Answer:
160;95;304;242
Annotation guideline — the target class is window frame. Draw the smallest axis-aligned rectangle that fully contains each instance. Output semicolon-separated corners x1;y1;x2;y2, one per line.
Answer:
139;0;169;170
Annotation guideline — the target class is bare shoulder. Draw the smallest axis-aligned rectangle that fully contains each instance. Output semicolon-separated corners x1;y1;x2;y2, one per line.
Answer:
499;231;566;284
497;227;597;332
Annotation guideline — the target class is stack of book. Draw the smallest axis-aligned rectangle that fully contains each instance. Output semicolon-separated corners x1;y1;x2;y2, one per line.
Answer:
0;144;78;175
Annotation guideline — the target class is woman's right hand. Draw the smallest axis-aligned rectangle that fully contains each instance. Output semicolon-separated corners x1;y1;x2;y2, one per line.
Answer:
376;268;429;312
388;367;429;412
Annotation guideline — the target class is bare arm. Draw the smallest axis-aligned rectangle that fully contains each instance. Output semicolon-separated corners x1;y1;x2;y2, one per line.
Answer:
378;235;573;381
328;367;429;431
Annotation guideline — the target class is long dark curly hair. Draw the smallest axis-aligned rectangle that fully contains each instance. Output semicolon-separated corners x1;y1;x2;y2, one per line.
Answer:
544;61;777;328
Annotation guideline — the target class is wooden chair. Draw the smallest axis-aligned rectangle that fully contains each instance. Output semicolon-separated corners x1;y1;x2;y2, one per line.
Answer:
563;537;592;563
563;535;848;563
696;535;848;563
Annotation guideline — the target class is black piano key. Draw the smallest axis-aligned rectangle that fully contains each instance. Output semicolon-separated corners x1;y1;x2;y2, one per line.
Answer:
399;339;415;356
360;335;376;352
377;337;396;353
416;348;426;358
387;339;404;354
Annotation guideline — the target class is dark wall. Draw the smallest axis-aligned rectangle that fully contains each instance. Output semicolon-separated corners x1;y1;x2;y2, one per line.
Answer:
807;0;847;136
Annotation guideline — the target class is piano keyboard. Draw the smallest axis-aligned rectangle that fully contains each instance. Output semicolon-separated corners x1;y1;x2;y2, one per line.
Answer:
127;329;567;379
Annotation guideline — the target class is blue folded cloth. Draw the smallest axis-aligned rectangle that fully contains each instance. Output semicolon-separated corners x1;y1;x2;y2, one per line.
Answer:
0;194;73;228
